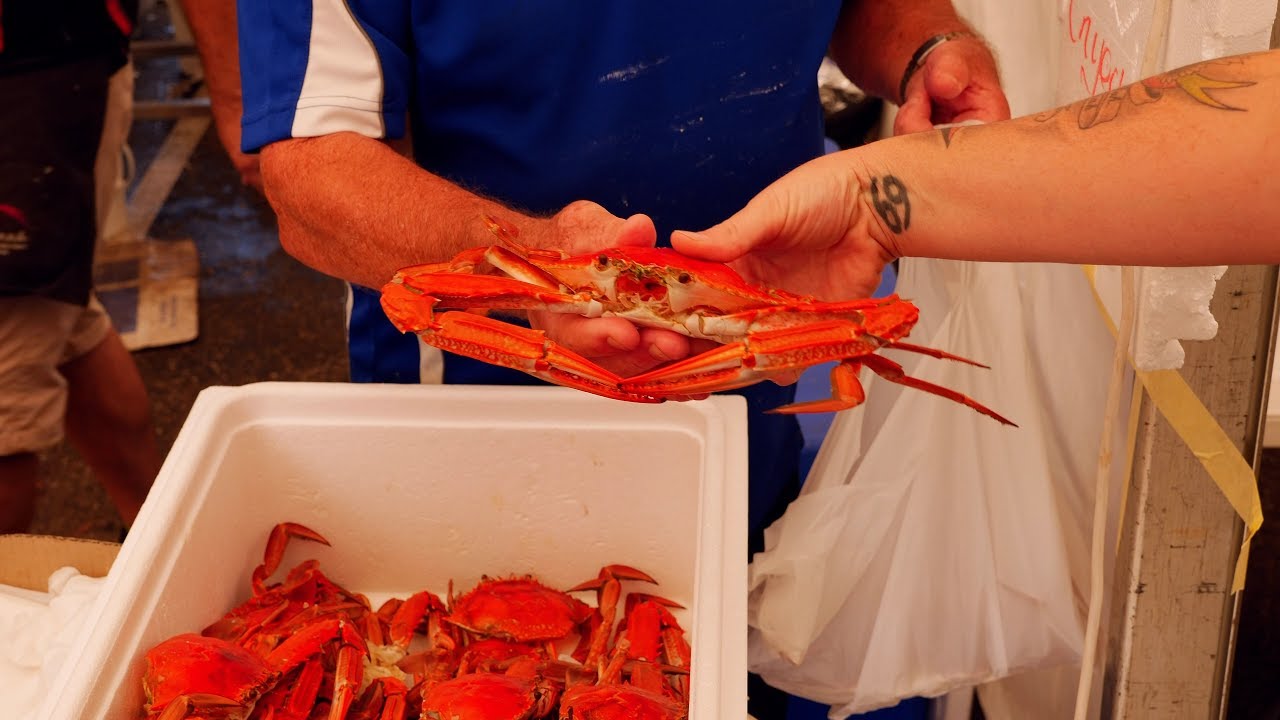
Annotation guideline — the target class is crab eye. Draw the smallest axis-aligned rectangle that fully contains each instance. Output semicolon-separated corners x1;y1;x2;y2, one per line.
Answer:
677;272;692;284
595;255;609;269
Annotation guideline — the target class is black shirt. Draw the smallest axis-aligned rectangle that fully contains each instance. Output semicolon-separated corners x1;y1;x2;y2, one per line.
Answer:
0;0;137;75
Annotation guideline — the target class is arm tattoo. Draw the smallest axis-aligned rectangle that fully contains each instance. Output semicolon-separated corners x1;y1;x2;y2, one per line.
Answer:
1035;58;1255;130
869;175;911;233
938;126;960;148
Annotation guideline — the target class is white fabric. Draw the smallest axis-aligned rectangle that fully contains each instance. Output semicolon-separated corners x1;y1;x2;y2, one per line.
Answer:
292;0;386;139
418;339;445;385
747;259;1129;717
1;568;107;720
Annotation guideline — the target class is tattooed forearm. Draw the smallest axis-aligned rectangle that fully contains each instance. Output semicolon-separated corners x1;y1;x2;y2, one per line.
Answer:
869;174;911;232
1142;67;1254;110
1034;57;1256;130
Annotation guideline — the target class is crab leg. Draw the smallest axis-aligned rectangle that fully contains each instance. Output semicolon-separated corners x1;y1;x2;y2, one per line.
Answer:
349;677;409;720
483;214;573;264
693;294;913;340
383;284;658;403
763;361;866;415
392;246;491;275
484;244;578;291
888;340;990;368
389;272;601;317
266;618;367;720
619;594;688;667
252;658;326;720
772;355;1015;425
567;565;658;667
621;320;886;396
857;354;1016;426
621;320;1014;424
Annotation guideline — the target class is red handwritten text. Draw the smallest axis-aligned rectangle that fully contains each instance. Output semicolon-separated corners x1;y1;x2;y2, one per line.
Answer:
1068;0;1127;96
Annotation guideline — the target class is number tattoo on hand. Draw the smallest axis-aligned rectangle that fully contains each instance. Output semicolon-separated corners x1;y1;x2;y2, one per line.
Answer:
870;175;910;233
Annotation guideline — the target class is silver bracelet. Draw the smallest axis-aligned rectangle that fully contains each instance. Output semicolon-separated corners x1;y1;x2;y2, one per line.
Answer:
898;30;976;104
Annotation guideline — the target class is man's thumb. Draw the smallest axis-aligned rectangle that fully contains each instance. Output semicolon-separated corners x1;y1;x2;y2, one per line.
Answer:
613;213;658;248
924;50;970;101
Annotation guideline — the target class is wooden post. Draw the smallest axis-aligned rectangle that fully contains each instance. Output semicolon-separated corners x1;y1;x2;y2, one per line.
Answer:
1101;264;1279;718
1273;3;1280;50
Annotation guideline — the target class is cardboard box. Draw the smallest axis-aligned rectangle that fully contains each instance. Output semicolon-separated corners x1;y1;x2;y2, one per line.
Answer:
43;382;748;719
0;535;119;592
0;534;120;718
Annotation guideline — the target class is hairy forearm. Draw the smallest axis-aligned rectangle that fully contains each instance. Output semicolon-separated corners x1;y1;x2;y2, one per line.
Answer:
830;0;971;102
858;50;1280;266
261;133;519;288
180;0;243;150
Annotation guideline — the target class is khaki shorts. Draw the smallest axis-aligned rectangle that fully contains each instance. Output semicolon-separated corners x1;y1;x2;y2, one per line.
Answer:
0;61;131;455
0;295;113;454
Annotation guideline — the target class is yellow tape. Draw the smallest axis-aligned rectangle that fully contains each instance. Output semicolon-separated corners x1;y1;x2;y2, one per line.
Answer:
1082;265;1261;592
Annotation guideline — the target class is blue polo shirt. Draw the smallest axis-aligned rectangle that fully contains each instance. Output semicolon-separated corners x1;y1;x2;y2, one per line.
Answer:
239;1;842;556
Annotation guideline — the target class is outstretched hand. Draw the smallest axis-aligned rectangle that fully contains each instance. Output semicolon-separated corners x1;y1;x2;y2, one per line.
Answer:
894;37;1010;136
670;151;899;302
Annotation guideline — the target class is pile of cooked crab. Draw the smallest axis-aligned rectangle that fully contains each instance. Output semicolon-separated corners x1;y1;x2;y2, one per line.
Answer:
141;523;690;720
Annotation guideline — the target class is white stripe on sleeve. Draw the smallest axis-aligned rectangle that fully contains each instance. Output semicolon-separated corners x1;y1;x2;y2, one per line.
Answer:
292;0;386;138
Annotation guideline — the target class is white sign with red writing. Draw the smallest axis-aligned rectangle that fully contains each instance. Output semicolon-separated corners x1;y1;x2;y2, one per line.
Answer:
1057;0;1146;103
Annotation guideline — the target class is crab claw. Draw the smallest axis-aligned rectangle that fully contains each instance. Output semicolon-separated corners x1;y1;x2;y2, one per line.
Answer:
566;565;658;594
622;592;684;612
567;565;659;667
251;522;330;594
388;589;448;649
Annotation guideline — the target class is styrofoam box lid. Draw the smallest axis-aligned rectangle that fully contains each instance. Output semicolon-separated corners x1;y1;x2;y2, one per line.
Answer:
41;382;748;719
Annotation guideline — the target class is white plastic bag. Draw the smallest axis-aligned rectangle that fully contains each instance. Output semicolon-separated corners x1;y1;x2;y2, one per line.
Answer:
747;258;1125;717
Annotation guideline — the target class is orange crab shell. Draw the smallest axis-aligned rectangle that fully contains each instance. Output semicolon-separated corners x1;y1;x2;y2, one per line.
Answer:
420;672;557;720
558;683;688;720
447;576;593;642
142;633;278;717
457;638;550;674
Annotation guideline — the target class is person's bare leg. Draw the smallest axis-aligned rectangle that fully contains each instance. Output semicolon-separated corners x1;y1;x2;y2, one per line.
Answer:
60;329;161;526
0;452;40;533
